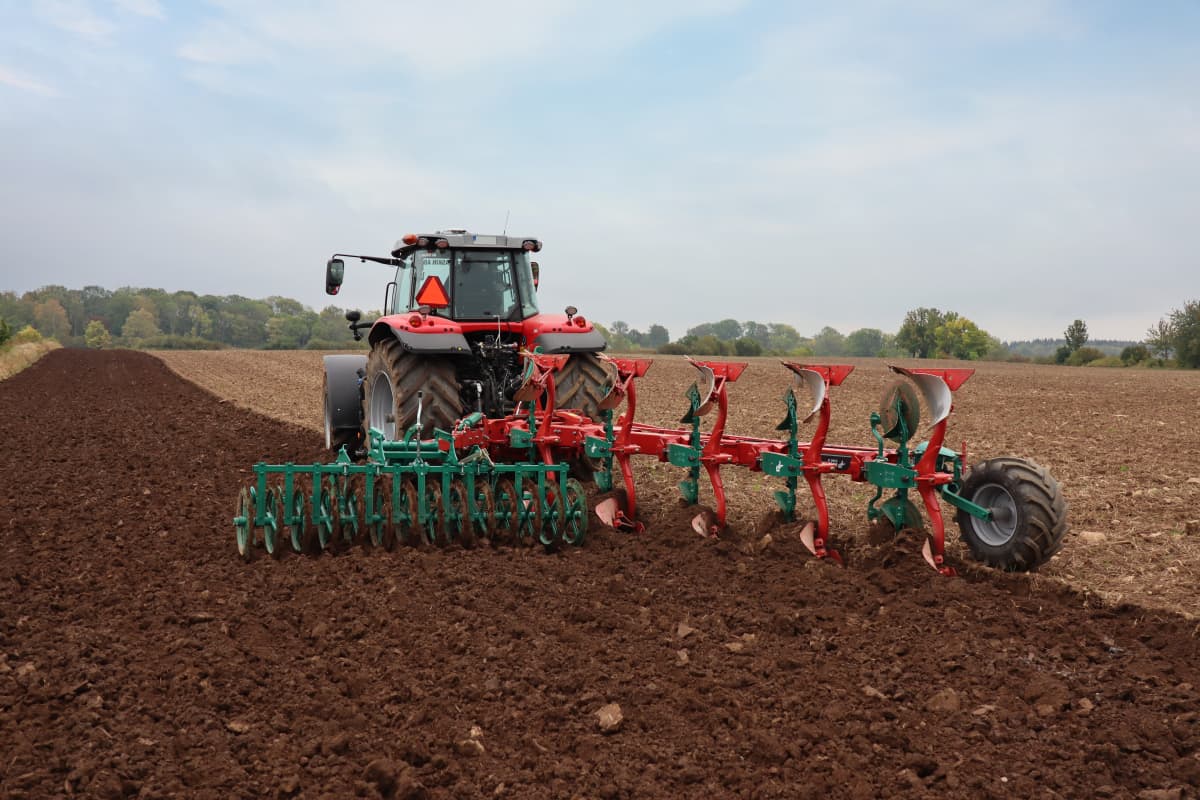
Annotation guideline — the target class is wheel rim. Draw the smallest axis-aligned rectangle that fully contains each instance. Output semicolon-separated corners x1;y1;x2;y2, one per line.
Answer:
493;478;519;545
316;492;334;550
519;478;541;544
341;487;360;545
370;373;396;440
288;488;307;552
562;478;587;546
448;478;475;548
398;478;419;546
235;487;254;560
474;482;497;541
371;479;393;549
423;483;444;546
263;486;281;556
970;482;1019;546
539;483;566;546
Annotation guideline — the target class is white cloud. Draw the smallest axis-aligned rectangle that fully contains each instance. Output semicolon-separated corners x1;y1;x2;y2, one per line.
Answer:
33;0;116;40
185;0;745;78
0;66;59;97
177;21;273;65
111;0;164;19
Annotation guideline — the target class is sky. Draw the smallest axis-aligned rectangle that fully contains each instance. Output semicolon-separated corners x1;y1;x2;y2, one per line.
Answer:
1;0;1198;343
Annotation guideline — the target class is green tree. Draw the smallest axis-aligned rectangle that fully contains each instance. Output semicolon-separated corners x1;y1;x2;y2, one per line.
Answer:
0;317;10;346
1170;300;1200;368
845;328;885;357
934;315;992;360
85;320;112;349
33;298;70;340
1066;346;1105;366
122;308;161;341
1120;344;1149;365
733;337;763;356
742;321;771;349
687;319;743;342
188;305;214;339
1145;318;1174;360
811;326;846;357
646;324;669;349
766;323;804;354
1064;319;1088;353
265;313;316;349
0;291;32;331
895;307;944;358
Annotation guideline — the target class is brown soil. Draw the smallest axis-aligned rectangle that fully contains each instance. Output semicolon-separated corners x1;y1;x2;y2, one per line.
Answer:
2;348;1198;798
159;350;1200;616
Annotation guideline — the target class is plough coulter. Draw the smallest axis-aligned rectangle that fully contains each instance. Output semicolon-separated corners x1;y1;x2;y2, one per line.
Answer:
234;229;1069;573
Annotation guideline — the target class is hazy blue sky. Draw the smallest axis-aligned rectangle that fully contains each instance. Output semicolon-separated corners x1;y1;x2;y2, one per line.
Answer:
2;1;1197;341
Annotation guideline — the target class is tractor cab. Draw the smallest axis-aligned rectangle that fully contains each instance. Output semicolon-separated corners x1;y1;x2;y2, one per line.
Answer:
388;231;542;322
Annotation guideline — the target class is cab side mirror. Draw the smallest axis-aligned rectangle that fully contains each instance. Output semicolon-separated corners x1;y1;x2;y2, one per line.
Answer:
326;258;345;295
531;261;540;290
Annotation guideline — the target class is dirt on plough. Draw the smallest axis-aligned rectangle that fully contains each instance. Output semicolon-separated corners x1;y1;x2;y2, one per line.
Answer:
2;349;1199;799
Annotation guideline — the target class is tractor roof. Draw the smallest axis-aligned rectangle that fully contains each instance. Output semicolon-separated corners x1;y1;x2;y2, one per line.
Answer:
391;230;542;258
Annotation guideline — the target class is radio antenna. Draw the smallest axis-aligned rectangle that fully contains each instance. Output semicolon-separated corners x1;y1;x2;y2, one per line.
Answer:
503;209;510;235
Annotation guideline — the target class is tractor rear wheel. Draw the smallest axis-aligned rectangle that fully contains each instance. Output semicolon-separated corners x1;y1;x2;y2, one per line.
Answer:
553;353;613;480
553;353;613;421
363;338;461;440
955;457;1068;572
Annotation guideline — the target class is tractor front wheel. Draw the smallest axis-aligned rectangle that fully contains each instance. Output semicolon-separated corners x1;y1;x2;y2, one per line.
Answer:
955;457;1068;572
363;338;461;440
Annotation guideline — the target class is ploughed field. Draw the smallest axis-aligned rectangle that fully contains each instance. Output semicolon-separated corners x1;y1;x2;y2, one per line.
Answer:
2;349;1198;799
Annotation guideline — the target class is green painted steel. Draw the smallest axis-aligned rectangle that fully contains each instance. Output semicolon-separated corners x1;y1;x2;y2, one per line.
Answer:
765;388;802;520
236;419;578;556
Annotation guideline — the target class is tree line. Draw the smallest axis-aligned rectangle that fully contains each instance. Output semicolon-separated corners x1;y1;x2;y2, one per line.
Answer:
602;308;1005;360
2;284;1197;369
0;286;369;350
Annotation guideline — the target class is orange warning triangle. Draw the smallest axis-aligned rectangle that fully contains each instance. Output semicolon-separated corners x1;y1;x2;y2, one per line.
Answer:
415;275;450;308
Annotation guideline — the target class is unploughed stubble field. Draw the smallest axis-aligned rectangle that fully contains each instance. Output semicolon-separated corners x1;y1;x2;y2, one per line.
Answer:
157;350;1200;617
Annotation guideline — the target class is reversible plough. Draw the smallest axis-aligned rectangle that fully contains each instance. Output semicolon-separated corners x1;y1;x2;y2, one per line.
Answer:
235;354;1069;574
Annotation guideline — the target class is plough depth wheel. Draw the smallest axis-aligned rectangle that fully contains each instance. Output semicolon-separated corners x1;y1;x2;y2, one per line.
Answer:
955;457;1068;571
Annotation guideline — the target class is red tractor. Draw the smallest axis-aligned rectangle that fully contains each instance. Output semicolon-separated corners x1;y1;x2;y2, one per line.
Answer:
321;229;612;455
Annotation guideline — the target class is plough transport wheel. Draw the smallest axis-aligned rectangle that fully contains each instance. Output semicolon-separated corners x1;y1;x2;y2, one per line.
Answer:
956;457;1068;571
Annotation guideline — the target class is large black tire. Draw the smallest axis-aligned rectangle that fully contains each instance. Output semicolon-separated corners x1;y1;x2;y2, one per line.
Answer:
552;353;613;481
553;353;612;421
323;372;360;453
363;338;461;440
955;457;1068;572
